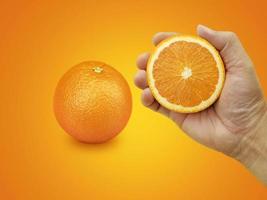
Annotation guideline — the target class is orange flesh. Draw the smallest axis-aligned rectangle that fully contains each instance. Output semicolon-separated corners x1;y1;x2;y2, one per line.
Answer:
153;41;219;107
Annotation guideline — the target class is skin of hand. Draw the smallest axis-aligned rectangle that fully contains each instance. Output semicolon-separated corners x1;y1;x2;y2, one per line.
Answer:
134;24;267;184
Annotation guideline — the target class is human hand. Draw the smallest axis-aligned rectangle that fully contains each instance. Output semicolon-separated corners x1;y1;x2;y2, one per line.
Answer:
134;25;267;183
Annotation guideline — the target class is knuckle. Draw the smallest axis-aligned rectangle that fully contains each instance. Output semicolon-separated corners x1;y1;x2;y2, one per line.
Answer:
226;31;238;40
133;76;139;86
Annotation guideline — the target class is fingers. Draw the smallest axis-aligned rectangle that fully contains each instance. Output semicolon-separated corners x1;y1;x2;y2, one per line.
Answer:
136;53;150;70
141;88;170;117
136;32;176;71
136;32;177;88
152;32;177;46
135;32;178;119
141;88;156;106
197;24;251;69
134;70;148;89
140;87;187;124
135;55;170;117
197;24;237;51
152;28;245;52
135;53;149;89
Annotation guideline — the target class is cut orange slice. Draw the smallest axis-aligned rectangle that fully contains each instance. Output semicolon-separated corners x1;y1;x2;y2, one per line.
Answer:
147;35;225;113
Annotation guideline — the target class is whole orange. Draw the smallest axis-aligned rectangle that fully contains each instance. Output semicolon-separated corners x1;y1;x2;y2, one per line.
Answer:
53;61;132;143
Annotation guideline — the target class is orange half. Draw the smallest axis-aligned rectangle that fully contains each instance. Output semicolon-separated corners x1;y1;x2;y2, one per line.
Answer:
147;35;225;113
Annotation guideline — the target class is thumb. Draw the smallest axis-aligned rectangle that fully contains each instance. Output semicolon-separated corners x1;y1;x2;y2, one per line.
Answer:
196;24;252;70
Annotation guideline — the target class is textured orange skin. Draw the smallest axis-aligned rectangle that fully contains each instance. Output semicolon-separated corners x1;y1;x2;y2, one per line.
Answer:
53;61;132;143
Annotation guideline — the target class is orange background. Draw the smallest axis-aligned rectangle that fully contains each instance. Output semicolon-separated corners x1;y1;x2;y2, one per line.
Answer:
1;0;267;199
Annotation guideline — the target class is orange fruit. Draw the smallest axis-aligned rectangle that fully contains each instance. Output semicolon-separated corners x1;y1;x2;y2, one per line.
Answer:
53;61;132;143
147;35;225;113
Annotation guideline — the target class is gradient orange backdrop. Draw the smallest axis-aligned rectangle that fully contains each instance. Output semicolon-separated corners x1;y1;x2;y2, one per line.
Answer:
1;0;267;199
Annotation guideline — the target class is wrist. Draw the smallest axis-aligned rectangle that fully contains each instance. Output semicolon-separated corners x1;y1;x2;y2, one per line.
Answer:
232;102;267;183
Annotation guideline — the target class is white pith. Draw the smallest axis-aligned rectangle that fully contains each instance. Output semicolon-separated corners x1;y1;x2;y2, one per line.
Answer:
181;67;192;79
